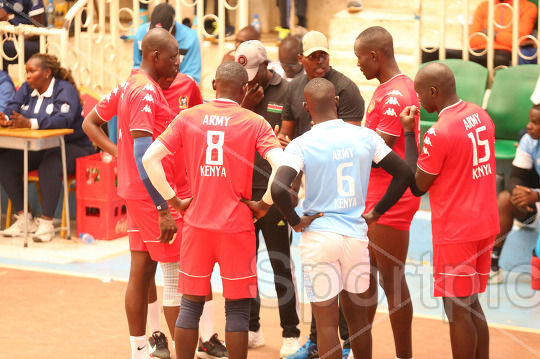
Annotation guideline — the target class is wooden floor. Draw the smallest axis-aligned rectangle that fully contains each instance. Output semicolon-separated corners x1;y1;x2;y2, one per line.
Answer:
1;267;539;359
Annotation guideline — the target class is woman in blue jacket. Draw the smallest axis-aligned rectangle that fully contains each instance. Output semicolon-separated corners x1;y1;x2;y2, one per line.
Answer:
0;53;95;242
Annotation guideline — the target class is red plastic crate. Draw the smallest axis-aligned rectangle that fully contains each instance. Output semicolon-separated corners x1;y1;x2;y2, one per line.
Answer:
76;152;119;201
76;197;127;240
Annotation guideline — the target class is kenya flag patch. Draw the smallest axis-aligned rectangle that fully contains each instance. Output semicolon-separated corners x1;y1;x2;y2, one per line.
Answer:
267;103;283;113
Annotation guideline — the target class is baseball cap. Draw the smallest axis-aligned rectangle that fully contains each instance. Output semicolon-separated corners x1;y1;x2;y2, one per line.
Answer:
300;31;330;57
150;3;175;33
235;40;268;81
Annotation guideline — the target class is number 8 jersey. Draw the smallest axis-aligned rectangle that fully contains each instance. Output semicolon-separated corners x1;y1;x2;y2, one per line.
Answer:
418;100;499;244
158;98;281;232
282;119;392;238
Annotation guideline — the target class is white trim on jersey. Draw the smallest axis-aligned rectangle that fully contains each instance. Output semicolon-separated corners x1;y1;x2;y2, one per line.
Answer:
512;148;534;170
417;163;440;176
376;128;400;137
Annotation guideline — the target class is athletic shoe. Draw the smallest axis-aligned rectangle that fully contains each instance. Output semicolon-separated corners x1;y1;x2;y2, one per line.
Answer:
148;331;171;359
196;333;228;359
488;268;503;284
248;328;265;348
32;218;54;243
347;0;363;13
284;338;318;359
342;348;351;359
1;213;36;237
280;337;300;357
275;26;291;45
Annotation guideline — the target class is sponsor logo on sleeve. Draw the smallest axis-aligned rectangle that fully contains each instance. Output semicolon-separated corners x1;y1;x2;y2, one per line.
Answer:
60;103;70;113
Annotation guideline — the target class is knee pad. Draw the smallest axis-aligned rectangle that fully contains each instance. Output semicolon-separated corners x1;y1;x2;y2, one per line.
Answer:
160;262;181;306
175;297;204;329
224;299;250;332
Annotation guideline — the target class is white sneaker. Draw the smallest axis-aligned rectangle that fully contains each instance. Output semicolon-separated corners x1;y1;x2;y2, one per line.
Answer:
248;328;265;348
32;218;55;242
1;213;36;237
488;268;503;284
280;337;300;357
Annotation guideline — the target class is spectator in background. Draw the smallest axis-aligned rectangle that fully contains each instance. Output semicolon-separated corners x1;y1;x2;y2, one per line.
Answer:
490;104;540;284
133;3;201;84
0;0;46;71
269;35;305;82
0;69;15;112
0;53;95;242
275;0;308;43
422;0;538;67
221;25;261;63
234;40;302;358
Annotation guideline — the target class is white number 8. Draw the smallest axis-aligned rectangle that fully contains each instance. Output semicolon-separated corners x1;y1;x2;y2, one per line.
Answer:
337;162;355;197
206;130;224;165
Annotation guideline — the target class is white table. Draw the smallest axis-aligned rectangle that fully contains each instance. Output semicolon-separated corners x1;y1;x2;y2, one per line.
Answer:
0;128;74;247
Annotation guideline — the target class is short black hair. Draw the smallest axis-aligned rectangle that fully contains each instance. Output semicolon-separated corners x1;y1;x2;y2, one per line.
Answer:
150;3;175;32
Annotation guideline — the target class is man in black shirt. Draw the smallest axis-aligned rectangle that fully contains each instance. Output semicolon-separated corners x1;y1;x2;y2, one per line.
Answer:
278;30;365;140
278;30;364;359
235;40;302;358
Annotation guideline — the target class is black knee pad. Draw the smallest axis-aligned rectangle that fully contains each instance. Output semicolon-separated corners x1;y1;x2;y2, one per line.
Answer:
175;297;204;329
225;299;251;332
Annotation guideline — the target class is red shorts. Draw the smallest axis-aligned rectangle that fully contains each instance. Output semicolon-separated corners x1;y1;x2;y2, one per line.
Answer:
365;195;420;231
178;225;257;299
433;236;495;297
125;198;182;263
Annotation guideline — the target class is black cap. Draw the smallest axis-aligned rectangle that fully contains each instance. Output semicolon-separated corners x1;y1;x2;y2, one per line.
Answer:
149;3;175;32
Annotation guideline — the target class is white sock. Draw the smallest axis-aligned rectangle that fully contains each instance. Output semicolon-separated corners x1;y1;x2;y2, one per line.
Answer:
147;300;161;334
199;300;215;342
130;335;148;359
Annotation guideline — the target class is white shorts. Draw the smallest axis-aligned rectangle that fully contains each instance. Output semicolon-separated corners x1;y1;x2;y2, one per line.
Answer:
299;231;370;303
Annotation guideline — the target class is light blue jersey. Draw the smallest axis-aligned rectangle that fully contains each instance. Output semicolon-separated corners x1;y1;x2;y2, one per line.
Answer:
513;133;540;177
282;119;391;238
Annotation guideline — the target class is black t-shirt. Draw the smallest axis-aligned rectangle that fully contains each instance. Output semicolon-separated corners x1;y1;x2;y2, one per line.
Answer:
252;70;289;189
282;68;365;137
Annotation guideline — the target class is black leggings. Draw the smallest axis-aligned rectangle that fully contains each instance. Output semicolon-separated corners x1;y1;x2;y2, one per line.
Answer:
0;143;95;217
249;188;300;338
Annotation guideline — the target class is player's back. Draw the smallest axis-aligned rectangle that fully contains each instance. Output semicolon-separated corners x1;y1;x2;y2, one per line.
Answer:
290;119;387;238
175;99;280;232
420;100;499;242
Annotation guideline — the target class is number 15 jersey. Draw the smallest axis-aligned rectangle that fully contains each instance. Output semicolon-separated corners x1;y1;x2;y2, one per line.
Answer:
158;99;281;233
418;100;499;243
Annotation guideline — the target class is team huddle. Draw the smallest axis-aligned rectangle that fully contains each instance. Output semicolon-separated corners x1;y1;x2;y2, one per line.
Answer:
83;24;498;359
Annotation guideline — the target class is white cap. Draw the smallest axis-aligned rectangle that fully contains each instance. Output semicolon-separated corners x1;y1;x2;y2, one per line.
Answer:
235;40;267;81
301;31;330;57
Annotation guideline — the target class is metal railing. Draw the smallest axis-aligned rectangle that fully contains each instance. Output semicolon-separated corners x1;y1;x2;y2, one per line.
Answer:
1;0;247;94
418;0;539;80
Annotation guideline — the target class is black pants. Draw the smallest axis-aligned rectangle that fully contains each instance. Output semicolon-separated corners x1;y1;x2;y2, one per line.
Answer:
309;306;351;349
421;48;512;68
2;38;40;71
249;188;300;338
0;143;95;217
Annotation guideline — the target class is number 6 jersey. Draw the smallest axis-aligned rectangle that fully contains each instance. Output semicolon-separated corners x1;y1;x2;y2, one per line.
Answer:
158;98;281;232
418;100;499;244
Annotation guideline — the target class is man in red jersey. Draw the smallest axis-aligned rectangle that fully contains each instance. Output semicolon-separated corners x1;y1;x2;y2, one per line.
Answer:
353;26;420;359
83;28;182;359
400;62;498;359
143;61;284;359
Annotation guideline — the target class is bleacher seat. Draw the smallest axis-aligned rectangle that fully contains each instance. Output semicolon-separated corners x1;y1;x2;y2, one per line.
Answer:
486;65;540;160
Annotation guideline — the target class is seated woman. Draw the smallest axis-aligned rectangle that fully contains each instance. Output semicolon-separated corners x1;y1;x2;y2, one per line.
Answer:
0;53;95;242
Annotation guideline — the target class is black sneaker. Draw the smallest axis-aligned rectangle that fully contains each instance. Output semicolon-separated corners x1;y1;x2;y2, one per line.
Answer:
196;333;228;359
148;331;171;359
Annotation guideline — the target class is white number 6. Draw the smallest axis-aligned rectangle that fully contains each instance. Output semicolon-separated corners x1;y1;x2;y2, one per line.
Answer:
337;162;355;196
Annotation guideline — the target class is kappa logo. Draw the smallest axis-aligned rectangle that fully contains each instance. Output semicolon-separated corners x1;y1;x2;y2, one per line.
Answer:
423;136;432;146
143;94;154;103
386;90;403;96
143;84;155;92
112;86;119;95
385;97;400;106
101;94;111;102
60;103;70;113
238;55;248;66
142;105;152;113
423;147;430;156
383;108;397;117
427;128;437;136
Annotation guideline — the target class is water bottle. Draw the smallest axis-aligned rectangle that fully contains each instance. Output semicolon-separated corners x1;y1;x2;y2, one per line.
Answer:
251;14;261;33
79;232;95;245
46;0;55;28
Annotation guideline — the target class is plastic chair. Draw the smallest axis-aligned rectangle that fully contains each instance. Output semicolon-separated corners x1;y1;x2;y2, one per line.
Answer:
5;86;101;238
486;65;540;160
419;59;489;133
